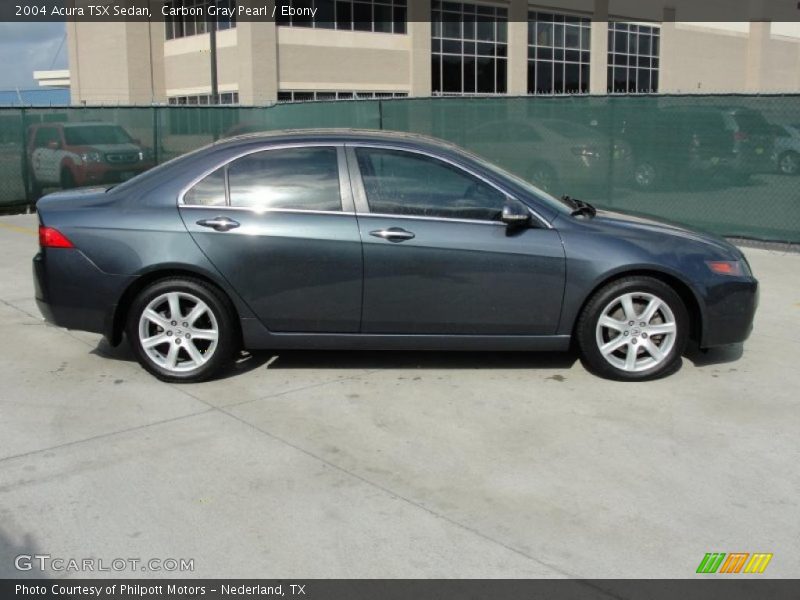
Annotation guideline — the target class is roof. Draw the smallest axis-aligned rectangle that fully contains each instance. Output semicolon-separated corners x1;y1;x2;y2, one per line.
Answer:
217;128;460;152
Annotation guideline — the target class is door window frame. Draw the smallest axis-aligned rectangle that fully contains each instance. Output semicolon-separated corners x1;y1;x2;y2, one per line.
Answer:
345;143;549;227
178;143;356;215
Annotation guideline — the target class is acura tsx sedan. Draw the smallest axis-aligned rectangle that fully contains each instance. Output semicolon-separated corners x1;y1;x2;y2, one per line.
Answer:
33;129;758;382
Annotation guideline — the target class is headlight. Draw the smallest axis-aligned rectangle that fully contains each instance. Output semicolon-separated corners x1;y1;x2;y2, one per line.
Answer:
138;149;153;162
80;151;103;163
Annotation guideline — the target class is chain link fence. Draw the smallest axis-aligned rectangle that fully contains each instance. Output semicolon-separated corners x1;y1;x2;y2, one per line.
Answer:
1;95;798;242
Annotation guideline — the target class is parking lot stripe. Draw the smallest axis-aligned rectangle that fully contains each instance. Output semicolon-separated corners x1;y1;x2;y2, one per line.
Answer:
0;221;36;236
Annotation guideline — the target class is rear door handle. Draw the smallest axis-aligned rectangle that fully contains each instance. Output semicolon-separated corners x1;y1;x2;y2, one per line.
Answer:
197;217;240;232
369;227;415;242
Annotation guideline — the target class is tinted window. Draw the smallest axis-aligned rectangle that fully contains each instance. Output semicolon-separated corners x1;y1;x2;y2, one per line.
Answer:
228;147;341;211
355;148;506;221
64;125;133;146
184;167;226;207
34;127;59;148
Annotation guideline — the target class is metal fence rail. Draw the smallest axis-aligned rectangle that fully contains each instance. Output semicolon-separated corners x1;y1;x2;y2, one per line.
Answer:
2;95;798;242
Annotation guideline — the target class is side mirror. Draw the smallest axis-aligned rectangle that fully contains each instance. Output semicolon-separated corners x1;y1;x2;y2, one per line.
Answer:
46;140;61;150
501;200;531;227
132;138;141;145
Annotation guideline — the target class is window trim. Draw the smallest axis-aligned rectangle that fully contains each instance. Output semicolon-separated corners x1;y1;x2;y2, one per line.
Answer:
344;143;550;228
178;143;355;214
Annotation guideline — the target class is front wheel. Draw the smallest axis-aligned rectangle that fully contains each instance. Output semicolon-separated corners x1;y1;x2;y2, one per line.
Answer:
576;277;689;381
126;278;236;383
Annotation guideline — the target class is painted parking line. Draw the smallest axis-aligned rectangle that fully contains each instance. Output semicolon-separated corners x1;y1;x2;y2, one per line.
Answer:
0;221;36;236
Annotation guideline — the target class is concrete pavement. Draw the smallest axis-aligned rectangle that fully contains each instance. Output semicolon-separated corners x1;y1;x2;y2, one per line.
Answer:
0;212;798;578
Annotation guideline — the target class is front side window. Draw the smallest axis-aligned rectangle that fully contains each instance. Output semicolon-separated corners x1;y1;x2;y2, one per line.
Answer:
228;147;341;211
355;147;506;221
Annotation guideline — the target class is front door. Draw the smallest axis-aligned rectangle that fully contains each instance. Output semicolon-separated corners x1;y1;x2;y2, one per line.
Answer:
349;146;565;335
181;145;363;333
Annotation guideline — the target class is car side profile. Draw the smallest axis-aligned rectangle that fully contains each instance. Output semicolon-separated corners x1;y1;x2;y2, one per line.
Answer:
33;130;758;382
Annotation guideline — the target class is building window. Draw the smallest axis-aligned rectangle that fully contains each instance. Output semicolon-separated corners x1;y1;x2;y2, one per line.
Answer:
527;11;590;94
607;22;660;93
165;0;237;41
431;1;508;95
277;90;408;102
276;0;407;34
168;92;239;105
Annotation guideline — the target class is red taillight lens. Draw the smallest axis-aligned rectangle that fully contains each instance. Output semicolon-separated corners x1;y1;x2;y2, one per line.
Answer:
706;260;743;276
39;226;75;249
734;131;749;142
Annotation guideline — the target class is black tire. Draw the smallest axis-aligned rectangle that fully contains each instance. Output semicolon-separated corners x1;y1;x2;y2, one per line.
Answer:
60;168;76;189
126;277;237;383
576;276;689;381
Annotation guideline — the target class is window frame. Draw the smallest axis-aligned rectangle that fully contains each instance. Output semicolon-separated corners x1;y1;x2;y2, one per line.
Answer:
344;143;543;226
178;143;355;214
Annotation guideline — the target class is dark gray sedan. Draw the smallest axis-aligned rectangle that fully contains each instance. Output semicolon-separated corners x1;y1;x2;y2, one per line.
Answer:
33;130;758;382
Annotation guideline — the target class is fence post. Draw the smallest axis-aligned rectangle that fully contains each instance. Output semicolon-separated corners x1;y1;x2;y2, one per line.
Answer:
152;106;160;165
19;106;32;211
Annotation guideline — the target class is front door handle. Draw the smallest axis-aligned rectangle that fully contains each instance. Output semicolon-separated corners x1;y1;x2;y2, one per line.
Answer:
369;227;415;242
197;217;240;232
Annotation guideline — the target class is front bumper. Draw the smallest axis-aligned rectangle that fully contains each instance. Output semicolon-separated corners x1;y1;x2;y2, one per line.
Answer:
700;276;759;347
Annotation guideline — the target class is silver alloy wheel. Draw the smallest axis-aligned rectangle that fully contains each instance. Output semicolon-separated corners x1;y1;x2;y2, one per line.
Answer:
595;292;677;373
634;163;656;187
138;291;219;373
779;152;799;175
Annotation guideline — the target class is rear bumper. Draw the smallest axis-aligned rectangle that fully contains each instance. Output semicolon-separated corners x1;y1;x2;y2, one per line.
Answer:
33;249;132;337
700;277;759;347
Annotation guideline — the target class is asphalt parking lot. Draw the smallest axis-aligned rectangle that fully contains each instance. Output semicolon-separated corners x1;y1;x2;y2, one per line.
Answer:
0;212;798;579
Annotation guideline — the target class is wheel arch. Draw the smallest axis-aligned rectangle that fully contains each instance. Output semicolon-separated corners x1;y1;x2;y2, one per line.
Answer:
107;265;243;348
569;268;706;345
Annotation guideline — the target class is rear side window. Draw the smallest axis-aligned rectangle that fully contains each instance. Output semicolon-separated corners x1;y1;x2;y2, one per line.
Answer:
228;147;341;211
184;167;226;207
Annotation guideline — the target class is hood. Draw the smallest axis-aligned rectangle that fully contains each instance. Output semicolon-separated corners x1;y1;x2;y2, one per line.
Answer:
590;208;740;257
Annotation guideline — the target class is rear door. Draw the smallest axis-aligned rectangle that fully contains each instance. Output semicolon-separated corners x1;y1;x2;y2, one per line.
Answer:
180;144;363;333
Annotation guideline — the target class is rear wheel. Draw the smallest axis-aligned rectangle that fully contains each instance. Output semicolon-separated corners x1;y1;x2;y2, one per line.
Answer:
126;278;236;383
633;161;659;189
576;277;688;381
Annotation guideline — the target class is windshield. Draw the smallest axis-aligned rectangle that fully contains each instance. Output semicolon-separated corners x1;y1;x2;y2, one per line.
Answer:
64;125;133;146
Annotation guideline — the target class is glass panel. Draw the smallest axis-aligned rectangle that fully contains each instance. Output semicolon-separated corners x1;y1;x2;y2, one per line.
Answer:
228;147;341;211
184;167;226;207
355;148;506;221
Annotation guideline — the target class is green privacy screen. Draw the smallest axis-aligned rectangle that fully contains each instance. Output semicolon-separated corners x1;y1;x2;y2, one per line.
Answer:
2;95;799;243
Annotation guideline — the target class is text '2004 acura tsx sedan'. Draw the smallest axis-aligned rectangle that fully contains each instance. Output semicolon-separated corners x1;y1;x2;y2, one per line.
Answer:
33;130;758;382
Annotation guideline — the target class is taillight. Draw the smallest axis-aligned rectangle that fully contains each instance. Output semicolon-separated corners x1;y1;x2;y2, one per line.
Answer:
733;131;749;142
39;226;75;249
706;260;743;276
